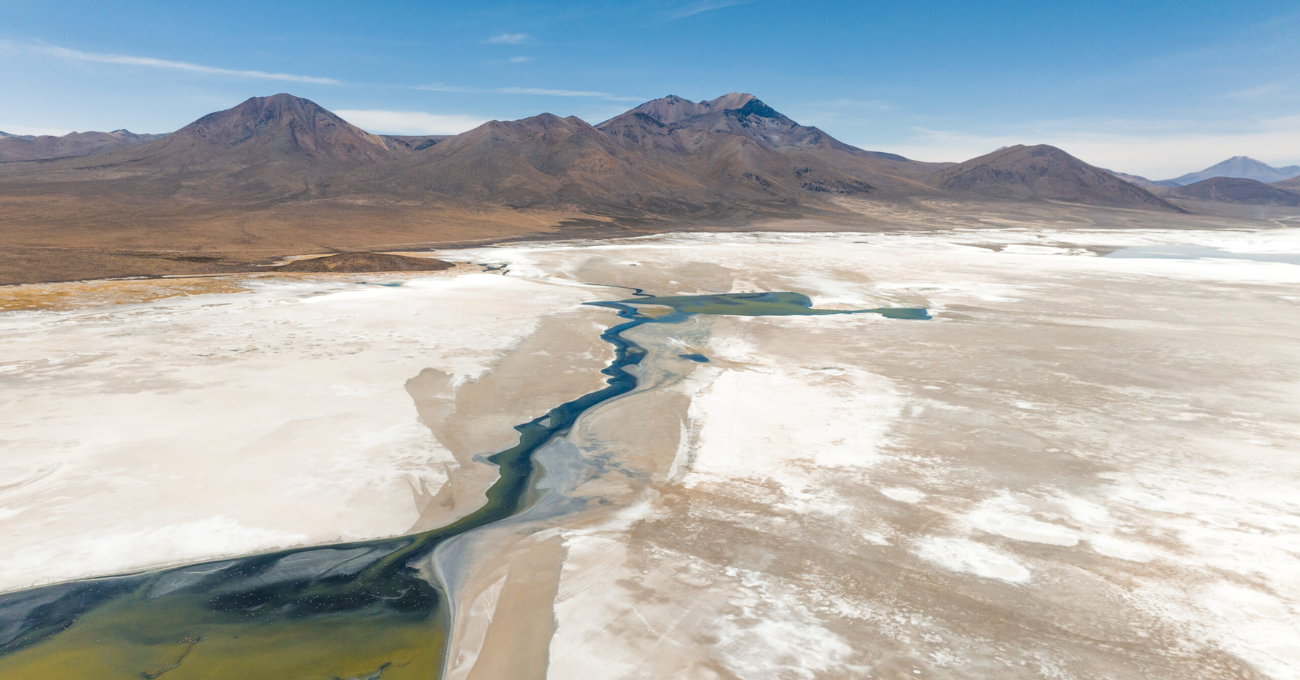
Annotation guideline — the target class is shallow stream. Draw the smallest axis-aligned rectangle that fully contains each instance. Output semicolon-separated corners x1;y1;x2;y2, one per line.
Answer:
0;289;927;679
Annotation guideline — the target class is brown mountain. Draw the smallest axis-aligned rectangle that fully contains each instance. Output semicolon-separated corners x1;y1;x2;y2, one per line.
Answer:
0;94;399;201
932;145;1182;211
340;113;719;215
0;129;165;162
596;93;945;196
1274;174;1300;191
1170;177;1300;206
339;94;945;219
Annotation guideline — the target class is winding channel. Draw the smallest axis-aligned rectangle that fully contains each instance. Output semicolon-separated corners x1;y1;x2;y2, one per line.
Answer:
0;289;927;679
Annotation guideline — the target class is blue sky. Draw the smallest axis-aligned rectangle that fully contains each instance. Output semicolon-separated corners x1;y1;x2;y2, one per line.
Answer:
2;0;1298;178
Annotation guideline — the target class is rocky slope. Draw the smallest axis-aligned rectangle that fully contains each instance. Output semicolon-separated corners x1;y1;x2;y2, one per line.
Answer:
933;145;1182;211
1170;176;1300;206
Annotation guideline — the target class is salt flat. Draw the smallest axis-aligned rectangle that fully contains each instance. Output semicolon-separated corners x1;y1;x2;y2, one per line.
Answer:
0;270;614;591
1;227;1298;679
441;228;1300;680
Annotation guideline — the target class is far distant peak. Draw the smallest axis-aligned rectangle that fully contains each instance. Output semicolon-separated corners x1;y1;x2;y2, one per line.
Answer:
1165;155;1300;185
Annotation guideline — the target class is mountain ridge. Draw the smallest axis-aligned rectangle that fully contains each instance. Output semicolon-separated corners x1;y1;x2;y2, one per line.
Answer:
0;129;165;162
1163;156;1300;186
0;92;1218;287
932;145;1182;212
1169;177;1300;206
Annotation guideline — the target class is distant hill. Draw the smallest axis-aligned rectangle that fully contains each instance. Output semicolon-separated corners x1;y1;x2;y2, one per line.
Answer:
1170;177;1300;206
0;129;165;162
0;94;400;201
1106;170;1181;189
380;135;450;155
1163;156;1300;186
931;145;1182;211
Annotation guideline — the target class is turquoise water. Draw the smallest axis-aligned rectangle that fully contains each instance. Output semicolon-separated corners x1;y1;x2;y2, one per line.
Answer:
616;291;932;320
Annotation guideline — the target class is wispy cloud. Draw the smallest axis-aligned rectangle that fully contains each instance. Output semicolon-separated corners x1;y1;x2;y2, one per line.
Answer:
667;0;754;19
508;56;534;63
486;33;529;44
26;41;341;84
416;83;642;101
333;110;488;135
1219;82;1295;102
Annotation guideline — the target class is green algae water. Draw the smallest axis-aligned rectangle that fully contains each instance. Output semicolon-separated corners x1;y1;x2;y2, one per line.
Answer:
0;289;928;679
622;291;931;319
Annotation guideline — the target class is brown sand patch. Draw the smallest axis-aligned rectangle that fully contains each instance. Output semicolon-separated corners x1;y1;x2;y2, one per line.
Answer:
0;276;251;312
275;252;454;273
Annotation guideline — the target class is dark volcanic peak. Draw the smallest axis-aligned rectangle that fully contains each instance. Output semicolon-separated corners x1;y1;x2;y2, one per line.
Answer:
1170;177;1300;206
172;93;393;163
595;92;938;198
602;92;824;153
620;92;759;125
0;93;405;202
932;144;1183;212
0;129;165;162
1165;156;1300;186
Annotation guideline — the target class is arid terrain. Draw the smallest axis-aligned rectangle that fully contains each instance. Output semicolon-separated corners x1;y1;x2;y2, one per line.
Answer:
2;85;1300;680
5;93;1296;287
1;222;1296;679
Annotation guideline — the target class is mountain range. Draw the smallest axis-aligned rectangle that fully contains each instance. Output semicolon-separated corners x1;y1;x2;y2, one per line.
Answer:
1;92;1296;284
0;92;1191;214
932;145;1180;211
0;129;165;162
1169;177;1300;206
1114;156;1300;188
1165;156;1300;186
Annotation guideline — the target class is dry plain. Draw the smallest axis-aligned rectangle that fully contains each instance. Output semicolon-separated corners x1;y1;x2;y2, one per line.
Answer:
1;225;1298;679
